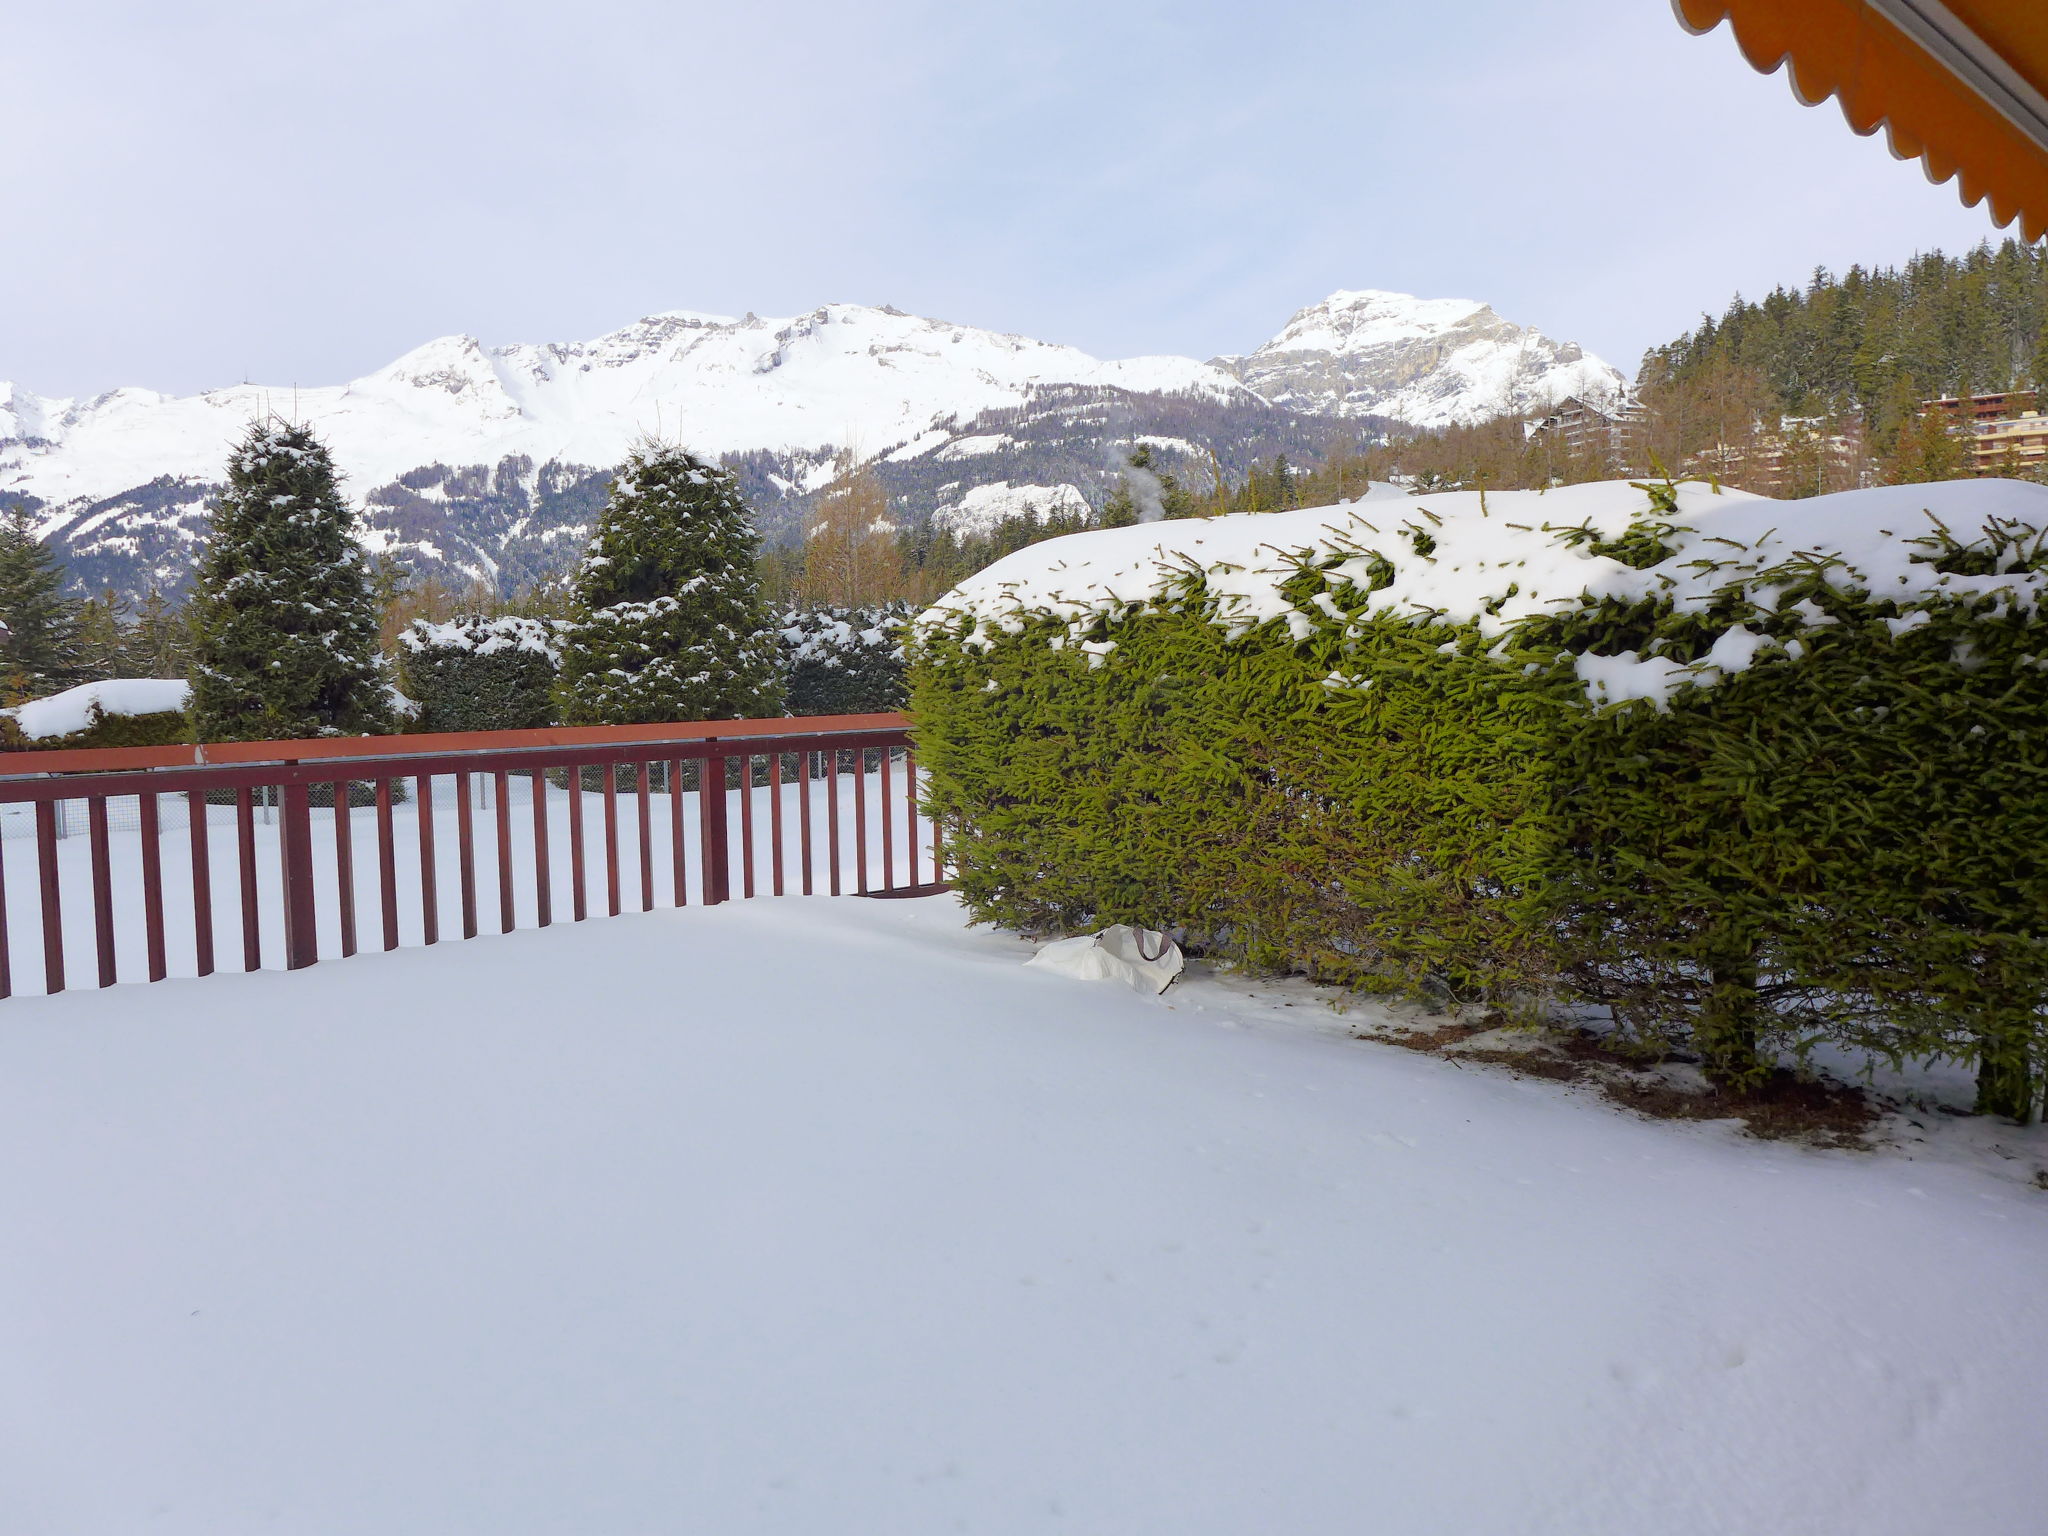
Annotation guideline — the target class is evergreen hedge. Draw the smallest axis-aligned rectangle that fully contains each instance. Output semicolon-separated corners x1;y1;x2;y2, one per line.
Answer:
911;478;2048;1119
398;615;568;733
779;604;908;716
0;704;188;752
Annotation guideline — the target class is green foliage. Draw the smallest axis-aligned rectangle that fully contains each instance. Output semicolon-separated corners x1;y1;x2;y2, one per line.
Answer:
75;591;131;682
187;420;392;741
398;615;566;732
913;515;2048;1119
1882;406;1970;484
1221;454;1306;514
0;704;190;752
1644;241;2048;444
914;562;1573;1006
556;442;781;724
0;504;85;701
121;587;194;678
780;604;909;716
893;502;1096;604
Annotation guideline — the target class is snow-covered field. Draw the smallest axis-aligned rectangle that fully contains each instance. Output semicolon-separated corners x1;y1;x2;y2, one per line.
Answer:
1;890;2044;1534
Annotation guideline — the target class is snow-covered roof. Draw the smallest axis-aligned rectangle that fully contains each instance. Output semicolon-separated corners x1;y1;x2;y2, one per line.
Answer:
5;679;190;739
919;477;2048;710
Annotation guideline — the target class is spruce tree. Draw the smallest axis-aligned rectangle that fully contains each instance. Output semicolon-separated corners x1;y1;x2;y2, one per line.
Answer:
1881;405;1969;484
122;586;193;678
1098;481;1139;528
0;504;84;702
187;419;392;741
556;442;781;724
75;590;130;682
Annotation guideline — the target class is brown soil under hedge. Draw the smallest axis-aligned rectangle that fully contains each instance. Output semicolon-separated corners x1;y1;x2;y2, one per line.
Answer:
1356;1019;1882;1148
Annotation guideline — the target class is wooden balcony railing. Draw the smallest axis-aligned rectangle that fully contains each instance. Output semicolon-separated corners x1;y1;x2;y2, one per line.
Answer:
0;712;941;997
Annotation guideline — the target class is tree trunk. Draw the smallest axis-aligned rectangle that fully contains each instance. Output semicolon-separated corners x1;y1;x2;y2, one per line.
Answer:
1974;1031;2037;1124
1698;944;1765;1088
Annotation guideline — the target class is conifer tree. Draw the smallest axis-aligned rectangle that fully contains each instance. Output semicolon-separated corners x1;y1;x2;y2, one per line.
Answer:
76;590;130;681
796;452;905;608
556;442;781;724
187;419;392;741
1098;480;1139;528
122;586;193;678
1881;404;1969;484
0;504;84;702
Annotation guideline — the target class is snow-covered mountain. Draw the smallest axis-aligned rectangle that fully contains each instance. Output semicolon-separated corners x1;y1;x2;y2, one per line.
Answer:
0;292;1619;597
1211;290;1624;428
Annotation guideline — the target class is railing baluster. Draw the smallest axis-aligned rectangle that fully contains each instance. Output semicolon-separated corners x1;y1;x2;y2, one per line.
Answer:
636;764;653;912
568;763;587;921
769;752;785;897
904;748;920;890
455;771;478;941
236;788;260;971
880;749;895;893
376;779;399;951
701;752;729;905
88;797;116;986
416;775;439;945
334;782;357;959
827;748;842;897
602;763;621;918
798;750;814;896
36;801;63;994
531;768;552;928
740;755;756;899
139;792;167;982
496;770;515;934
0;824;12;999
189;788;214;977
853;750;868;895
669;759;687;907
280;782;318;972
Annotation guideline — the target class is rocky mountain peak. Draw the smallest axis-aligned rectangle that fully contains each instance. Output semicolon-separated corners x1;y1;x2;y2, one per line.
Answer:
1212;288;1622;429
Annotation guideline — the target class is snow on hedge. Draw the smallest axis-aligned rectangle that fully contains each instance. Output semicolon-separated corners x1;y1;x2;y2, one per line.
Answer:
919;478;2048;708
399;614;572;662
5;679;189;739
779;608;898;666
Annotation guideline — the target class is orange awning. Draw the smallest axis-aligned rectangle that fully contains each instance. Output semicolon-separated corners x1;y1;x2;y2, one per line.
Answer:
1673;0;2048;241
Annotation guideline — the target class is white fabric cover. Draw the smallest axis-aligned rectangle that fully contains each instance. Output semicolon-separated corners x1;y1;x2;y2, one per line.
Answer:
1025;925;1184;996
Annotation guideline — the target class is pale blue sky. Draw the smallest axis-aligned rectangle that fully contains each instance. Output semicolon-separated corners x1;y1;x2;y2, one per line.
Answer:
1;0;2007;400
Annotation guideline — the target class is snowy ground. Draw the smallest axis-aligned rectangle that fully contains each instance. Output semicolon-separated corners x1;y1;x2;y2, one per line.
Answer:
2;892;2045;1534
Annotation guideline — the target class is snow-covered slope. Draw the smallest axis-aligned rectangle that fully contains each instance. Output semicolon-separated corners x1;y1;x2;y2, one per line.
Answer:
1;292;1619;596
1212;289;1624;428
1;306;1244;512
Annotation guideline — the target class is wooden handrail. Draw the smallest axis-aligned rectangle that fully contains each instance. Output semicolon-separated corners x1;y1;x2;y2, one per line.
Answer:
0;711;911;777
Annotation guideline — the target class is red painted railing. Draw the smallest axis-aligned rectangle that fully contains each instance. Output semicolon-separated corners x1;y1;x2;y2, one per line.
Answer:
0;712;941;998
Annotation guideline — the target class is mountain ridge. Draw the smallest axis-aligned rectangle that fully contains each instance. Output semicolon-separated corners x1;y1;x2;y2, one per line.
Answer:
0;292;1623;597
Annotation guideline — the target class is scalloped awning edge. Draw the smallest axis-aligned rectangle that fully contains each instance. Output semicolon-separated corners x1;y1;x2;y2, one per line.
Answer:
1672;0;2048;241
